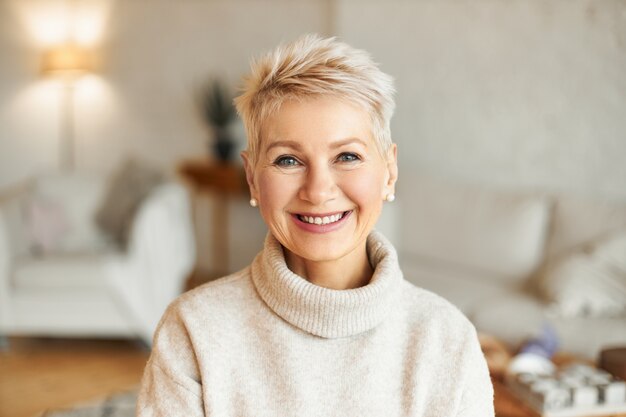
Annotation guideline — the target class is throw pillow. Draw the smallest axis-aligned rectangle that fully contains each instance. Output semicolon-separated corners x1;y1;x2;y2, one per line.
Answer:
30;173;111;254
593;232;626;273
95;158;164;249
537;232;626;317
24;196;69;255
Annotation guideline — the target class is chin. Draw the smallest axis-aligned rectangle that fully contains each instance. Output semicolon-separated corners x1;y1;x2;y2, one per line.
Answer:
291;236;360;263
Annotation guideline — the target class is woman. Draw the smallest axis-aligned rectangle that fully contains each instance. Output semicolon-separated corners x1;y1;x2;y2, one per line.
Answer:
137;34;494;416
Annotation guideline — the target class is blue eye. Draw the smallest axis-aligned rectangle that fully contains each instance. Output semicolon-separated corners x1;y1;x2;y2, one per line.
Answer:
274;155;300;167
337;152;360;162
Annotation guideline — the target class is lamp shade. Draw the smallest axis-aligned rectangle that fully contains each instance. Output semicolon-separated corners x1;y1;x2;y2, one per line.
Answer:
42;44;95;76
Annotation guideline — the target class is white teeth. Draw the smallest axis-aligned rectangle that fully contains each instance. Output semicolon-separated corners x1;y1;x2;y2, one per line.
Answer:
300;212;345;225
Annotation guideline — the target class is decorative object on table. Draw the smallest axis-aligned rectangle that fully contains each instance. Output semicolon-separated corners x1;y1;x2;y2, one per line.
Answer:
601;347;626;381
197;79;238;162
39;389;137;417
503;327;626;416
41;43;96;171
506;324;559;378
506;362;626;417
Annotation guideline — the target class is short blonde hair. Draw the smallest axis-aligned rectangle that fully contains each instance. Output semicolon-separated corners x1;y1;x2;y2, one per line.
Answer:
234;34;395;166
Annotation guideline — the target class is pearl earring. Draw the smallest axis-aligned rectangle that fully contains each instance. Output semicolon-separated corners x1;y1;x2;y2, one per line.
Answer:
249;198;258;207
385;193;395;202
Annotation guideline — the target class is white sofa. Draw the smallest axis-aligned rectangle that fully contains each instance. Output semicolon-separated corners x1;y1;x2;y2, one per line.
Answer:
0;172;195;345
398;175;626;360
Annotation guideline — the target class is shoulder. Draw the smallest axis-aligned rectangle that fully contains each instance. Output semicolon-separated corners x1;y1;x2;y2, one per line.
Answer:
396;278;477;339
180;267;253;306
158;267;256;331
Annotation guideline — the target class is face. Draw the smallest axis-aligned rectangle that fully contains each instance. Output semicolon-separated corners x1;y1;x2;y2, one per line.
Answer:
242;96;397;266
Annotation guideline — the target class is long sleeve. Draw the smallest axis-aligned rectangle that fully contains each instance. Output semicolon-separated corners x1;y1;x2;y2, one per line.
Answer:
454;326;495;417
136;303;204;417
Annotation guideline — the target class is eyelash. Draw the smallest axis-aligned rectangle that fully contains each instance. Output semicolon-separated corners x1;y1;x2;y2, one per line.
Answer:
273;152;361;167
337;152;361;162
273;155;301;167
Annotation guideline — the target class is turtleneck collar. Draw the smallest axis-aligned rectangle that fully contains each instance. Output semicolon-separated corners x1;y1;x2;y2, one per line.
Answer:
250;230;403;339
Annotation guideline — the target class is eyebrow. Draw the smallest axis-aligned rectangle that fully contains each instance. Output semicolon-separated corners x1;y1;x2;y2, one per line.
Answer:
265;137;368;152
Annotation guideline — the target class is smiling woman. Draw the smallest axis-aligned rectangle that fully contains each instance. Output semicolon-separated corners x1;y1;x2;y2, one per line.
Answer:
136;34;494;417
245;97;396;290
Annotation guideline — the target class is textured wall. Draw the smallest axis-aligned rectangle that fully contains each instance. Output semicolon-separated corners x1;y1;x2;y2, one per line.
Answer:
3;1;625;197
338;0;626;202
0;0;330;184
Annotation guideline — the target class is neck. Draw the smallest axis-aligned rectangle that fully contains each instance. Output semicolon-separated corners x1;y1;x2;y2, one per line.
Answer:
284;242;374;290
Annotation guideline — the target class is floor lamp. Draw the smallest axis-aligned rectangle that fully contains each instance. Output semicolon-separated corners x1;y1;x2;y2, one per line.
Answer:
41;44;94;171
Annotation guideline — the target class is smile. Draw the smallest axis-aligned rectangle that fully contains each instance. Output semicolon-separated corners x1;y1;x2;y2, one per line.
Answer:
291;210;352;233
296;211;348;225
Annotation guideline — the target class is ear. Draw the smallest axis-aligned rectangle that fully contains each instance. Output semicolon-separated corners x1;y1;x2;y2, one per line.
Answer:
241;151;259;200
384;143;398;195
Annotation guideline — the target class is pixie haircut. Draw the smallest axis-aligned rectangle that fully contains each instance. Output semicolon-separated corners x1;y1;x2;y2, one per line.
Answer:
234;34;396;166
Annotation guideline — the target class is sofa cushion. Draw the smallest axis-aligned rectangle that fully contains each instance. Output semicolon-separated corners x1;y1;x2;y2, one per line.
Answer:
546;193;626;259
399;175;551;284
549;315;626;360
400;254;511;315
471;291;547;351
594;232;626;272
31;172;110;254
535;232;626;318
24;196;69;254
95;158;164;249
12;251;122;290
471;290;626;360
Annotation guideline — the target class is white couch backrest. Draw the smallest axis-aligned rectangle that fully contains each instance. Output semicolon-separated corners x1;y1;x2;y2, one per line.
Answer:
398;175;551;284
546;193;626;259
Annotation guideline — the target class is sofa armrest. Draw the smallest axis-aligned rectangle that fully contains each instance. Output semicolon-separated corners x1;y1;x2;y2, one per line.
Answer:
113;182;196;342
0;181;33;329
0;207;13;328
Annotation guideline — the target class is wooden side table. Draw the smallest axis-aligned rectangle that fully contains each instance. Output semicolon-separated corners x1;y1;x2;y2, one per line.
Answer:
178;159;248;289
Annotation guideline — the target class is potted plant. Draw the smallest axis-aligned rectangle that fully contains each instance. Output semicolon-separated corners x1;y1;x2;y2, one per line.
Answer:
197;79;238;162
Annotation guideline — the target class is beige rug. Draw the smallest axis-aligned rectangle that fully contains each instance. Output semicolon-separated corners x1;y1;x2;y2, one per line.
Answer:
39;390;137;417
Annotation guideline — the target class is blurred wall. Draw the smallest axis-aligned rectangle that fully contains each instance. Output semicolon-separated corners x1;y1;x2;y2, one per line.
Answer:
0;0;331;182
1;0;625;270
337;0;626;202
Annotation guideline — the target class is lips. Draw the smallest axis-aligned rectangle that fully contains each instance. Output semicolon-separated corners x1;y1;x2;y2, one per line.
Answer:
296;211;349;225
291;210;352;233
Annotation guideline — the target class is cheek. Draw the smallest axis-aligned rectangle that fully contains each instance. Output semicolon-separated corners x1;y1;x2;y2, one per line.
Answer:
342;169;386;208
257;172;299;218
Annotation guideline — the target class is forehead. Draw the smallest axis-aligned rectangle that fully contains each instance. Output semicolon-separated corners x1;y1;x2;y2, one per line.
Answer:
260;97;375;151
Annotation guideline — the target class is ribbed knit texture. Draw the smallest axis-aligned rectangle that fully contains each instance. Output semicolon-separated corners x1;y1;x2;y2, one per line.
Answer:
252;231;401;338
137;231;494;417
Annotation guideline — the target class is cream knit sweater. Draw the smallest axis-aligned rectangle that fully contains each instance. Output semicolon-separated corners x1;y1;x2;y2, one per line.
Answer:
137;231;494;416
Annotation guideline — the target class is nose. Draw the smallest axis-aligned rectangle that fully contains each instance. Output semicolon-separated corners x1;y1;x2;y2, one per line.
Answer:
298;162;338;205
